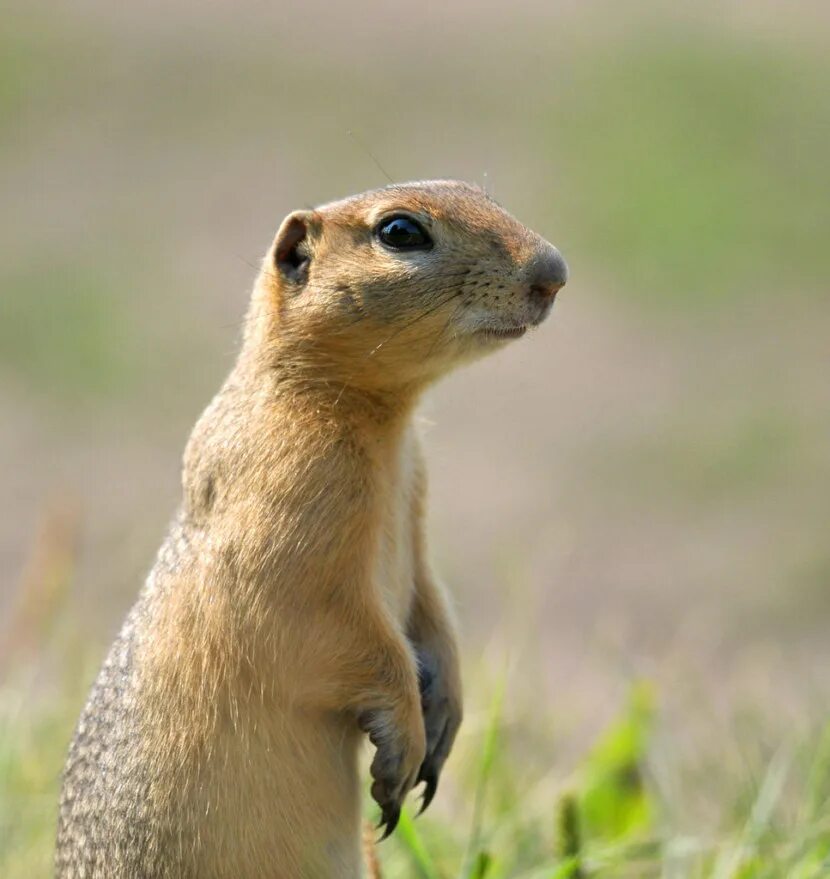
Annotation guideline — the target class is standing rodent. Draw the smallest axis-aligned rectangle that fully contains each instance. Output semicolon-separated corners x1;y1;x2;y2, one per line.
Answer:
55;180;568;878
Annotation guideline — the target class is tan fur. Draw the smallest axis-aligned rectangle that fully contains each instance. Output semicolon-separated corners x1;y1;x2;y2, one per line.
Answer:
56;180;567;878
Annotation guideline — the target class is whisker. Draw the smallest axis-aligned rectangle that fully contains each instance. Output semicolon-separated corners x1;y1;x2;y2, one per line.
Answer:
424;299;465;361
347;130;395;185
366;283;469;358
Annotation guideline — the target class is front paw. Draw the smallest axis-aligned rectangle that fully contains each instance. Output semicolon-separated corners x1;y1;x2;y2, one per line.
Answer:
415;646;463;814
359;702;426;839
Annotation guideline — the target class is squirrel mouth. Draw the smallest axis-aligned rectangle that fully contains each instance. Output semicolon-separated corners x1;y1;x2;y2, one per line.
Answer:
475;325;528;340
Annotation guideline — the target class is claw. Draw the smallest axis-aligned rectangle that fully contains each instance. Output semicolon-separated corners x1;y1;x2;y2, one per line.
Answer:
377;803;401;841
417;771;438;815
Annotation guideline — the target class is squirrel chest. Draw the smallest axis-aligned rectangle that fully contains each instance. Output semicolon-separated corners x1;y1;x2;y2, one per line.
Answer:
371;426;419;626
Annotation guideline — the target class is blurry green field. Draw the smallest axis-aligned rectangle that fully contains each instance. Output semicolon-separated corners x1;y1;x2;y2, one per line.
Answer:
551;36;830;305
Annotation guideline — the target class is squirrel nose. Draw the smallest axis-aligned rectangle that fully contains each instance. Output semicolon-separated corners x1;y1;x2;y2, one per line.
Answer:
527;247;568;302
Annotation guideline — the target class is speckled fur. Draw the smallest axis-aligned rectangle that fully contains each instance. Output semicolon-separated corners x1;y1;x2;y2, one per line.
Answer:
55;181;566;878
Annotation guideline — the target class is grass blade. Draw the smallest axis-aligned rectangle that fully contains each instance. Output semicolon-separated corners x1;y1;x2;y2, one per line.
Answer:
461;674;506;878
397;805;442;879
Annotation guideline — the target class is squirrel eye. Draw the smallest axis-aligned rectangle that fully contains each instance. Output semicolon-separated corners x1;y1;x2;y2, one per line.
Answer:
376;216;432;251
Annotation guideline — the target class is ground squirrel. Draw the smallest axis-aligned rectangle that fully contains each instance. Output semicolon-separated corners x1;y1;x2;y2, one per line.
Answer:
55;180;568;878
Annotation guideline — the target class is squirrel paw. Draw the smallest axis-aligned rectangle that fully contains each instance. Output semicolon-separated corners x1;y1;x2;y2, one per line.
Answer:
359;707;425;840
414;647;463;815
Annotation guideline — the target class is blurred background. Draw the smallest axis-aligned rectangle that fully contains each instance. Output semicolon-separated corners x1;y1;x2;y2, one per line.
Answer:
2;0;829;874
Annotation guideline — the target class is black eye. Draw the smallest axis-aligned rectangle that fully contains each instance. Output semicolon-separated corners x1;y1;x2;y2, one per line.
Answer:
376;216;432;251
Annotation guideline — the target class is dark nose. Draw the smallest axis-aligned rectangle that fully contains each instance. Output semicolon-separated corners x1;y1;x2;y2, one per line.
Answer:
528;248;568;302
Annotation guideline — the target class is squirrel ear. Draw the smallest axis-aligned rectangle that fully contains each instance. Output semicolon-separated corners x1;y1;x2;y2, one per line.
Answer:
274;210;316;285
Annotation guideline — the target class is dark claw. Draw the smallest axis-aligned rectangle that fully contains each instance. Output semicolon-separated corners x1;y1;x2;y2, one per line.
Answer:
415;710;451;817
377;803;401;840
364;712;411;842
413;640;465;818
417;770;438;815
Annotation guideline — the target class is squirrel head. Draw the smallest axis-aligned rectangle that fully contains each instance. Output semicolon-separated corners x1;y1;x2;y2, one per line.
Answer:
250;180;568;394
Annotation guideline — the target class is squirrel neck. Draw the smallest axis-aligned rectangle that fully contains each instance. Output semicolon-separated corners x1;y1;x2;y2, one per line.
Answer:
236;286;425;430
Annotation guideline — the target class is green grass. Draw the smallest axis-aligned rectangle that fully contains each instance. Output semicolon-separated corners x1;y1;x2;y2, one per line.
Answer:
379;684;830;879
0;690;69;878
4;661;830;878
